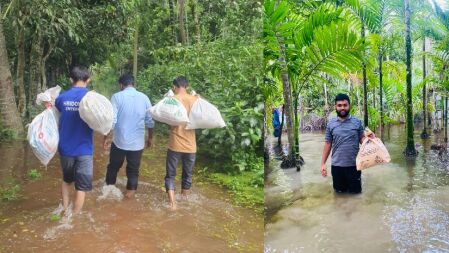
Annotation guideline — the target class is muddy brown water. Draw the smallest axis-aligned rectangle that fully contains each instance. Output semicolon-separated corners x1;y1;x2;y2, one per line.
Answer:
265;125;449;253
0;135;263;252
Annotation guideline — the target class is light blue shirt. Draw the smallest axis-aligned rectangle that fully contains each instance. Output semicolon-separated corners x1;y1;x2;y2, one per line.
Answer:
111;87;154;151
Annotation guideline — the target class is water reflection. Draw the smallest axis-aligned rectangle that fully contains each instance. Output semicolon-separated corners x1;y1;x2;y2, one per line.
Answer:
0;135;263;252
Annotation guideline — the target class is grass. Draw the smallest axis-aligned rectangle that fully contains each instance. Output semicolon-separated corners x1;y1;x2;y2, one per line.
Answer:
198;167;264;211
27;169;42;180
0;185;21;201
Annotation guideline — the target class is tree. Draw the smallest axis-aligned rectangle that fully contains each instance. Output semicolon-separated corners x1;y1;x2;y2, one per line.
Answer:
0;4;24;135
404;0;417;156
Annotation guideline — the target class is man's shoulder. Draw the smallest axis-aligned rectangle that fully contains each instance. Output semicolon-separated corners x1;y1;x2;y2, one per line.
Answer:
349;116;363;125
328;117;338;126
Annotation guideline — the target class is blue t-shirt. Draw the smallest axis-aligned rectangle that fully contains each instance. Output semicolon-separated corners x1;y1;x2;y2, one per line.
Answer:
55;87;93;156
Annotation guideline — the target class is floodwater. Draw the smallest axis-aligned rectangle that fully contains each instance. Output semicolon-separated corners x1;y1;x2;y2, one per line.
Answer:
265;125;449;253
0;134;263;253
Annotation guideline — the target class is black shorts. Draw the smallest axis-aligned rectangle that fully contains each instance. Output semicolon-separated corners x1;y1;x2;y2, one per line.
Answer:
60;155;93;191
331;165;361;194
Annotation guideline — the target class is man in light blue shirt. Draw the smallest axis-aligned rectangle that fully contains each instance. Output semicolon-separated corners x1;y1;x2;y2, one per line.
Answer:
103;74;154;198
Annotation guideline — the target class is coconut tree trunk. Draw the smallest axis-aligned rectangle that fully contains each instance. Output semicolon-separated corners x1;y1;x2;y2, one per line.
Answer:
0;14;24;135
16;25;26;116
404;0;417;156
420;37;429;138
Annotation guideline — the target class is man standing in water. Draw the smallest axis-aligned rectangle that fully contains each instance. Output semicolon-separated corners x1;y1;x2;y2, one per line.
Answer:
103;74;154;199
321;93;369;194
165;76;198;210
53;66;94;215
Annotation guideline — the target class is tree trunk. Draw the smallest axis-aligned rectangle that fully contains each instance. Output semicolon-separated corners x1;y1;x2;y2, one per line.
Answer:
404;0;417;156
443;94;447;143
362;23;368;127
133;26;139;82
41;42;54;91
281;71;295;161
421;37;429;138
379;49;384;140
324;81;329;125
16;25;26;116
168;0;177;45
29;32;42;104
191;0;201;43
0;15;24;135
177;0;187;45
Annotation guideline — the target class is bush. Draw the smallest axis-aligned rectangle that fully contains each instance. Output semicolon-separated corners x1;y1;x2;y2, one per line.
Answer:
138;38;263;173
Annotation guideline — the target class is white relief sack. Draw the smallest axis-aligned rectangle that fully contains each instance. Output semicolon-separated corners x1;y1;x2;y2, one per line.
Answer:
79;91;113;135
27;108;59;166
149;90;189;126
186;96;226;129
36;86;62;106
356;129;391;170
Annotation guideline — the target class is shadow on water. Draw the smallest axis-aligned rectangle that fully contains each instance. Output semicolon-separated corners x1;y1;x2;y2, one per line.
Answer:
265;124;449;253
0;134;263;252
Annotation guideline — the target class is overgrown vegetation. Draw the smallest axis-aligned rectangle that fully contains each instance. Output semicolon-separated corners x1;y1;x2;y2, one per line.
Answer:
264;0;449;162
0;0;263;207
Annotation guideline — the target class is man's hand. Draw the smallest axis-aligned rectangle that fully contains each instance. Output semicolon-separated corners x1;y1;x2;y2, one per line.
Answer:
43;101;52;109
103;136;110;150
320;164;327;177
145;138;153;149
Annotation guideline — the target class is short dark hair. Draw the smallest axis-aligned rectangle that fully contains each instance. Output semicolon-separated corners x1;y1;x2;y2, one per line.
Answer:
118;74;134;86
70;66;90;83
173;76;189;88
335;93;350;104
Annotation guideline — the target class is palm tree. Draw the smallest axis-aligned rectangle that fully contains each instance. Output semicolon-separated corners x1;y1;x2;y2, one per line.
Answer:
404;0;417;156
265;0;366;169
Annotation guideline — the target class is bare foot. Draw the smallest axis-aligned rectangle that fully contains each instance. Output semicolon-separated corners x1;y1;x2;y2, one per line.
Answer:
181;189;189;201
169;201;177;211
124;190;136;199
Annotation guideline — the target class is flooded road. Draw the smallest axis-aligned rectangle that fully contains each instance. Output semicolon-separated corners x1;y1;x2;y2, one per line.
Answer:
0;134;263;252
265;125;449;253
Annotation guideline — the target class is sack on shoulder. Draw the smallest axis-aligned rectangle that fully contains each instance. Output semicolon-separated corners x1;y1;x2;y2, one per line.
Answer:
79;91;113;135
186;97;225;129
149;90;189;126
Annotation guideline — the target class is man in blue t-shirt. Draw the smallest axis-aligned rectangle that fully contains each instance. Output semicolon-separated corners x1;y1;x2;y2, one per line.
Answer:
53;66;94;215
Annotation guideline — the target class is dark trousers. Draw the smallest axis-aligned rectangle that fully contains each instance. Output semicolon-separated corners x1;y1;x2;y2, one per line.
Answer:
165;149;196;191
331;165;362;194
105;143;143;190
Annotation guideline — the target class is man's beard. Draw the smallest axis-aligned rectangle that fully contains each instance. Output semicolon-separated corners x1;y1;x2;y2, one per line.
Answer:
336;109;349;118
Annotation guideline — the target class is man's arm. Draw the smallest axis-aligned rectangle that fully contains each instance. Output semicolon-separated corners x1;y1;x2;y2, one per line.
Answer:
321;142;332;177
145;96;155;149
146;128;153;148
